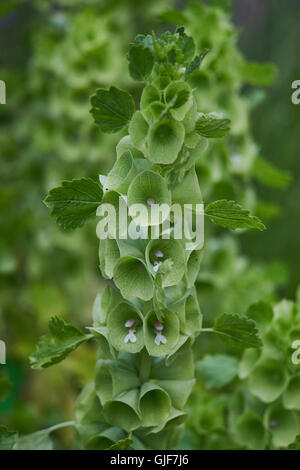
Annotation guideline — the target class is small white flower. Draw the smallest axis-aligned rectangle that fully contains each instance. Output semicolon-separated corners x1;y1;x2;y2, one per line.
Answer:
124;328;137;344
155;332;167;346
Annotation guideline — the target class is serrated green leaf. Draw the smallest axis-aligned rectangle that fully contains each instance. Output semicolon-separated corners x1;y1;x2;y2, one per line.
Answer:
29;316;91;370
213;314;262;349
195;113;230;138
205;199;266;231
253;156;291;189
90;86;135;133
44;178;103;231
185;49;209;76
196;354;239;389
128;44;154;82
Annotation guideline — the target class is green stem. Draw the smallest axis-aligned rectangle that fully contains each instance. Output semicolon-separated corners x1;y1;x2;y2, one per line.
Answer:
201;328;214;333
139;348;152;382
42;421;76;434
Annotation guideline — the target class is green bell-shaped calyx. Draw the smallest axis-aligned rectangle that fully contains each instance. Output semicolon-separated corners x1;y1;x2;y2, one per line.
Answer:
139;382;171;427
186;249;203;288
113;256;154;301
146;239;185;287
105;151;138;194
264;403;299;448
116;135;144;160
283;374;300;410
127;170;171;226
129;111;149;150
107;302;144;354
85;427;129;451
103;389;141;432
238;348;261;380
169;289;202;335
144;310;179;356
95;356;140;406
99;238;120;279
164;81;193;121
140;85;161;119
248;358;288;403
148;119;185;164
234;412;267;450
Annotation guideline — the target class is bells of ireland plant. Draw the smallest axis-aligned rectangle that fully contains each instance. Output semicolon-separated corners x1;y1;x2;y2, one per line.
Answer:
27;27;266;451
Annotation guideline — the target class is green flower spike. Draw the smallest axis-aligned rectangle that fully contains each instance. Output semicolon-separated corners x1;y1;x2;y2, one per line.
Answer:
127;170;171;226
164;81;193;121
36;24;270;451
148;119;185;164
107;302;144;353
113;256;154;301
144;310;179;356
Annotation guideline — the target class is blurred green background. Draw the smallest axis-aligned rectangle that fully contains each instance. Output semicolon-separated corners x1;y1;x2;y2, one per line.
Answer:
0;0;299;448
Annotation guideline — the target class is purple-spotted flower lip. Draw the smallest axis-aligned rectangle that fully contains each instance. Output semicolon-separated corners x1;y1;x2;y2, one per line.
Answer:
154;250;164;258
125;318;135;328
155;321;164;331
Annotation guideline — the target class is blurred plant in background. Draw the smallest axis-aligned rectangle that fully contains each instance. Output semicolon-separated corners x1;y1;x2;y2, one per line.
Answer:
0;0;173;441
184;296;300;449
0;0;299;450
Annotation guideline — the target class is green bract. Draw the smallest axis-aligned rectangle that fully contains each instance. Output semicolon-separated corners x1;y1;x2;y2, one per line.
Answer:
148;119;185;164
127;170;171;226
